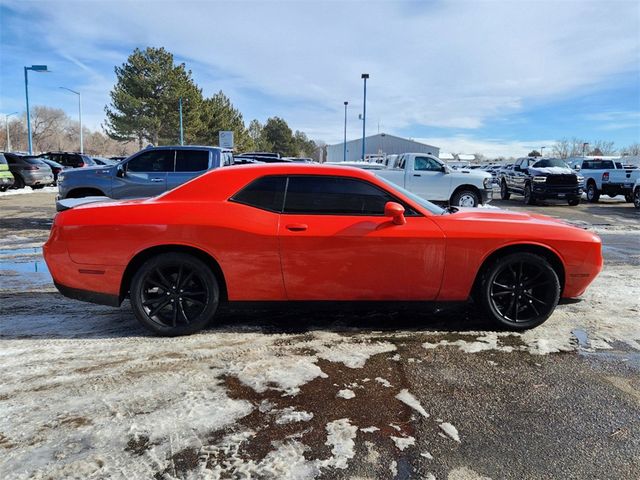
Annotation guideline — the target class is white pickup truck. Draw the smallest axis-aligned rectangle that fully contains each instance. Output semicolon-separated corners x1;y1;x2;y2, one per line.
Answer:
568;157;640;203
374;153;493;207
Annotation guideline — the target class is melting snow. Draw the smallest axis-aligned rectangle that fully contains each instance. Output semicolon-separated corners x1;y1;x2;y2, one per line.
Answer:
375;377;393;388
395;389;430;418
336;389;355;399
439;422;461;442
391;435;415;451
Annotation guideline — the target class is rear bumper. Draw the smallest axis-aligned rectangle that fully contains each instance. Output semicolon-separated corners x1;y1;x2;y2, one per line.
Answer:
54;281;121;307
0;176;14;186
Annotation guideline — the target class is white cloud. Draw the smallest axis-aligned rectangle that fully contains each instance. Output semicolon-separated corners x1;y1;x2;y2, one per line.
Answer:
2;0;639;142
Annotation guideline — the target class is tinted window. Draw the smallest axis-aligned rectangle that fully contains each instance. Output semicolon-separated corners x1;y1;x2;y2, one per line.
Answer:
532;159;569;168
284;176;396;215
0;154;6;165
414;157;442;171
601;160;614;169
127;150;174;172
231;176;286;212
25;158;47;165
175;150;209;172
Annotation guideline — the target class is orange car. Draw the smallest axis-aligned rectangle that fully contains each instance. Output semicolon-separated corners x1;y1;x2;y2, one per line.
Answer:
44;164;602;336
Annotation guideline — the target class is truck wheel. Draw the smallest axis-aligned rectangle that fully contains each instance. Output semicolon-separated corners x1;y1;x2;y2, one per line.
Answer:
634;188;640;209
500;181;510;200
524;184;536;205
479;252;560;330
586;182;600;202
624;193;633;203
451;189;479;208
568;197;580;206
12;175;25;189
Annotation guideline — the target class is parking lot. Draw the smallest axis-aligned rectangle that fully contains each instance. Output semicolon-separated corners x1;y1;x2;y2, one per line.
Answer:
1;190;639;479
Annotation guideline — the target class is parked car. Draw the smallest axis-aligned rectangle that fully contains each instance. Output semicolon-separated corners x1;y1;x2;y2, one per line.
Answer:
39;152;97;168
375;153;493;207
633;178;640;210
234;152;289;163
0;153;15;191
4;153;54;189
44;163;603;336
500;157;584;206
567;157;640;203
110;156;126;162
57;146;234;200
91;156;119;166
39;158;66;185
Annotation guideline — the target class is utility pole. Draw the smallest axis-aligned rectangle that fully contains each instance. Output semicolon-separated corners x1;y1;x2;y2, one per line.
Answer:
24;65;49;154
4;112;17;151
179;97;184;146
60;87;83;153
343;101;348;162
361;73;369;161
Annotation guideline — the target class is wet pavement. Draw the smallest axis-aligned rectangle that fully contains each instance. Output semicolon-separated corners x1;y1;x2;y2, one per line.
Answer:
1;191;639;479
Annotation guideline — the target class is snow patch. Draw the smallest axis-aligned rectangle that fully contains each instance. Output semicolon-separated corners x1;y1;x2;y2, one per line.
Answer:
0;186;58;196
320;418;358;470
395;389;430;418
275;407;314;425
315;339;397;368
336;389;355;399
421;451;434;460
375;377;393;388
439;422;461;442
360;426;379;433
391;435;415;451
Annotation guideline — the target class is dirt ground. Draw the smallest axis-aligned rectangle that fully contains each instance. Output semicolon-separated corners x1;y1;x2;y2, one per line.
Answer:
1;190;639;480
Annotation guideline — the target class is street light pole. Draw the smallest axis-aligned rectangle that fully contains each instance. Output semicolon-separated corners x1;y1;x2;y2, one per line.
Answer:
24;65;49;155
179;97;184;146
60;87;83;153
582;142;589;156
4;112;17;151
343;101;348;162
361;73;369;161
540;146;546;157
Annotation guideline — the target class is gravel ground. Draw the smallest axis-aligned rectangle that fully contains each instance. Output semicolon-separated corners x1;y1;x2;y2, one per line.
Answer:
1;191;639;480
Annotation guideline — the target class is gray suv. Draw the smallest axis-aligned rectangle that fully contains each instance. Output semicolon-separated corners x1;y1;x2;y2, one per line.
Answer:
58;146;234;199
5;153;54;189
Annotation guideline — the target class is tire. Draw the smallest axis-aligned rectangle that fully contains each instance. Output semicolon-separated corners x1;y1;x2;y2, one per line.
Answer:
451;189;479;208
479;252;560;330
568;197;580;206
586;182;600;202
500;181;510;200
130;252;220;336
31;184;44;190
0;186;6;192
624;193;633;203
524;183;536;205
634;188;640;210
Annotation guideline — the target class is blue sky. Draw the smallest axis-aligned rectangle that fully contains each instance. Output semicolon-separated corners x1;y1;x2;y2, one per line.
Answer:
1;0;638;157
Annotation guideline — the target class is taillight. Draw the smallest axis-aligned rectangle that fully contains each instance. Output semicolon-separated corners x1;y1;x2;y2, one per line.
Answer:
602;172;609;182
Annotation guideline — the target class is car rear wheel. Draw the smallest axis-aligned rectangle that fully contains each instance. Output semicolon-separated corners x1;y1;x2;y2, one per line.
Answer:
130;253;219;336
12;175;25;189
624;193;633;203
451;189;479;208
500;181;510;200
568;197;580;206
524;184;536;205
586;182;600;202
634;188;640;210
480;252;560;330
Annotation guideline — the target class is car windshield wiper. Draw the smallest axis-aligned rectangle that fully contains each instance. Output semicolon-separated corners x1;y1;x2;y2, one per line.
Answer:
442;206;458;215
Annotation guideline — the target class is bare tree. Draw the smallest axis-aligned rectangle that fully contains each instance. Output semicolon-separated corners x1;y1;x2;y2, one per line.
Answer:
30;106;68;152
621;143;640;156
589;140;616;156
552;138;571;159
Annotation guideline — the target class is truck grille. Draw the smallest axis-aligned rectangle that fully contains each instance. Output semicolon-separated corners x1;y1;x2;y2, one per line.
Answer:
546;174;577;186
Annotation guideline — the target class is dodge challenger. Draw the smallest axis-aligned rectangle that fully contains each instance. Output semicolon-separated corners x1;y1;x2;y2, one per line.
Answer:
44;164;602;336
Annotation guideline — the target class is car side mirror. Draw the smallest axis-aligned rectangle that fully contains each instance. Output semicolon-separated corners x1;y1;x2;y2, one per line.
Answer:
384;202;406;225
441;165;449;174
573;165;581;171
116;165;125;178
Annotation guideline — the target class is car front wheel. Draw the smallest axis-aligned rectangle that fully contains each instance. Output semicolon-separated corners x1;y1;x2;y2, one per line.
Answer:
500;181;510;200
524;184;536;205
451;189;479;208
634;188;640;210
130;252;220;336
586;182;600;202
568;197;580;206
480;252;560;329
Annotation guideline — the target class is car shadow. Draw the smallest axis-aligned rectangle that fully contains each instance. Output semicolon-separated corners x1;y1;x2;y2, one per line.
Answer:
0;291;498;340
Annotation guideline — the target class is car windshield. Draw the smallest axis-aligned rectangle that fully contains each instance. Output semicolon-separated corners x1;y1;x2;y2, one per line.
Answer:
377;176;446;215
532;159;569;168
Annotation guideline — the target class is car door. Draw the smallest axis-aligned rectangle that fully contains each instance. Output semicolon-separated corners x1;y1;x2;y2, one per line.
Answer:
278;175;445;301
111;149;173;199
167;149;210;191
406;156;451;201
510;159;527;192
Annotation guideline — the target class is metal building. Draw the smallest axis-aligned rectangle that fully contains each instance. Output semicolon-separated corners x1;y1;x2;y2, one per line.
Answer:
326;133;439;162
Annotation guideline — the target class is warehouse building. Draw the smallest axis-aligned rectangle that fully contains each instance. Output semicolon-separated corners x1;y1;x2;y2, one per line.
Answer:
326;133;439;162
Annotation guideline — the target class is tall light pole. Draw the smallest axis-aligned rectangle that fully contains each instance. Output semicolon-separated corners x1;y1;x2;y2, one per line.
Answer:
343;101;348;162
540;146;546;157
24;65;49;154
4;112;18;151
582;142;589;156
361;73;369;161
179;97;184;145
60;87;82;153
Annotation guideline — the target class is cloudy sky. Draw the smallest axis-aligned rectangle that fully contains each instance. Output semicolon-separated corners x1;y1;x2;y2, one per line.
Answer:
1;0;638;157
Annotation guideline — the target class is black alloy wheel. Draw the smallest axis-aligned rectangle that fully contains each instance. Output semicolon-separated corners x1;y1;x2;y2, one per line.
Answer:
480;252;560;329
524;183;536;205
130;253;219;336
500;181;510;200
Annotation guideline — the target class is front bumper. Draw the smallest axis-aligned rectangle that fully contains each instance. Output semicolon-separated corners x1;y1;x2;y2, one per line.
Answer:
480;187;493;204
532;184;583;199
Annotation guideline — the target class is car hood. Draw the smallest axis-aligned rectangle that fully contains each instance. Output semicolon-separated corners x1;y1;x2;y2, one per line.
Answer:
450;168;491;178
63;165;113;176
442;207;586;230
528;166;574;175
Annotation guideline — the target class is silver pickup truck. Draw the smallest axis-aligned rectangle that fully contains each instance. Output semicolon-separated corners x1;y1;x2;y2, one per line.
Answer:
57;146;233;199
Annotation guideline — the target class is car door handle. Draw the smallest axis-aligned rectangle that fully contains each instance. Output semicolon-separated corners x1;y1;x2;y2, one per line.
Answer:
150;178;164;182
286;224;308;232
413;174;421;177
